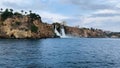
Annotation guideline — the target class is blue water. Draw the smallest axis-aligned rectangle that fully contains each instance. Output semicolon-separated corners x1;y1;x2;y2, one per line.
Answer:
0;38;120;68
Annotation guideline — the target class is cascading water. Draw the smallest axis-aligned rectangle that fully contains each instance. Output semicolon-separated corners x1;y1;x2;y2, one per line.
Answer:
54;25;67;38
54;25;61;37
61;27;67;38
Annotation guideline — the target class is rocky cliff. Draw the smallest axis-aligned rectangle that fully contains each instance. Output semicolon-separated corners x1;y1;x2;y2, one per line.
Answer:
53;23;120;38
0;9;55;39
65;26;107;38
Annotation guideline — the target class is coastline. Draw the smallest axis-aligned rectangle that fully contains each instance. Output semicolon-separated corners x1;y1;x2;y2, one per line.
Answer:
0;8;119;39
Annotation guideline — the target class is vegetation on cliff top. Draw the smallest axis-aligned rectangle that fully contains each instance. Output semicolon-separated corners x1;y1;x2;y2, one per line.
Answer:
0;8;41;21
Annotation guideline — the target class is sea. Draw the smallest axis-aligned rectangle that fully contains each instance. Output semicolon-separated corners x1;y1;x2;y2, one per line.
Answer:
0;38;120;68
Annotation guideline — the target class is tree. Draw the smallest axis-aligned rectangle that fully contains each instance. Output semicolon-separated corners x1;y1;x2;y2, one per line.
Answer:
14;12;22;17
1;8;13;21
29;10;32;14
21;10;24;14
0;8;3;12
25;12;27;15
29;13;41;20
36;14;41;19
10;9;13;12
14;12;22;15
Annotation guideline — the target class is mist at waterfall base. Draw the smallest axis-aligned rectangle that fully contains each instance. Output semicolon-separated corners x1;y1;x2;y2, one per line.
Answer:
54;26;73;38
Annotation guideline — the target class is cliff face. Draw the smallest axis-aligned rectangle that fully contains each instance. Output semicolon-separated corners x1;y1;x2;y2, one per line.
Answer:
65;26;107;38
0;15;55;39
52;23;120;38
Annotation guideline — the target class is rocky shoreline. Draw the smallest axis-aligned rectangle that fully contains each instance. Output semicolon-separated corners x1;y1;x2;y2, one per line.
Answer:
0;9;119;39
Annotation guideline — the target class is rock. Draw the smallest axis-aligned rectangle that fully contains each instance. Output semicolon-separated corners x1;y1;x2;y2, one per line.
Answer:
0;14;55;39
65;26;107;38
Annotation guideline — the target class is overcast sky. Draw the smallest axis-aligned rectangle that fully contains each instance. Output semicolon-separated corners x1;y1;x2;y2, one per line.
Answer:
0;0;120;32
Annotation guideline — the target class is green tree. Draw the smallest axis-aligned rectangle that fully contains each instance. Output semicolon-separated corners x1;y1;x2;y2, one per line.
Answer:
1;9;13;21
0;8;3;12
25;12;27;15
21;10;24;14
14;12;22;16
14;12;22;18
10;9;13;12
29;13;41;20
29;10;32;14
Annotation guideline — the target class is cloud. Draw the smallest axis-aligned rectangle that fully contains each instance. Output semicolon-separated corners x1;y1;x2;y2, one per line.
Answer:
82;16;120;24
94;9;120;14
60;0;113;10
72;8;120;32
38;11;72;23
1;0;51;10
78;15;120;32
90;9;120;17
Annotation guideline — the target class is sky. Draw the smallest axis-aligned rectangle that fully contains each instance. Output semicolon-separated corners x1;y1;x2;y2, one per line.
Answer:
0;0;120;32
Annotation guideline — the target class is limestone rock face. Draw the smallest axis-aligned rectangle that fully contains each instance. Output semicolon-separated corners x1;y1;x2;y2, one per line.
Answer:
0;15;55;39
65;26;107;38
32;20;55;38
65;26;82;37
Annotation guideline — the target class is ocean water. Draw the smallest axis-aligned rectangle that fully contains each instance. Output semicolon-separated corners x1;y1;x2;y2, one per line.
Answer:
0;38;120;68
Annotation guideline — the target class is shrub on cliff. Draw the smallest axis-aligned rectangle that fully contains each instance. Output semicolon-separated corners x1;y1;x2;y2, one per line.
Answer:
30;25;38;33
29;13;41;21
1;9;13;21
14;12;22;17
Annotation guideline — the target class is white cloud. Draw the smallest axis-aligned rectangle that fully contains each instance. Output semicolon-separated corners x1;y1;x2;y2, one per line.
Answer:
38;11;71;23
79;15;120;31
3;0;23;3
107;0;120;8
82;16;120;24
94;9;120;14
1;0;29;5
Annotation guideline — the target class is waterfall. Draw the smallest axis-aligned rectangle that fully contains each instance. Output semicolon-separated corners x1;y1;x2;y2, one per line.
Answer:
61;27;67;38
54;25;61;37
54;25;67;38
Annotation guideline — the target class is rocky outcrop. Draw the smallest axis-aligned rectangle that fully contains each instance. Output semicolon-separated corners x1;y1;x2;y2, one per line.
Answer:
52;23;120;38
0;14;55;39
65;26;119;38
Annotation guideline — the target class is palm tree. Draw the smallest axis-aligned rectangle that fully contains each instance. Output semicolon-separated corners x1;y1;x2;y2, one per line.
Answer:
25;12;27;15
0;8;3;12
29;10;32;14
10;9;13;12
37;15;41;19
21;10;24;14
